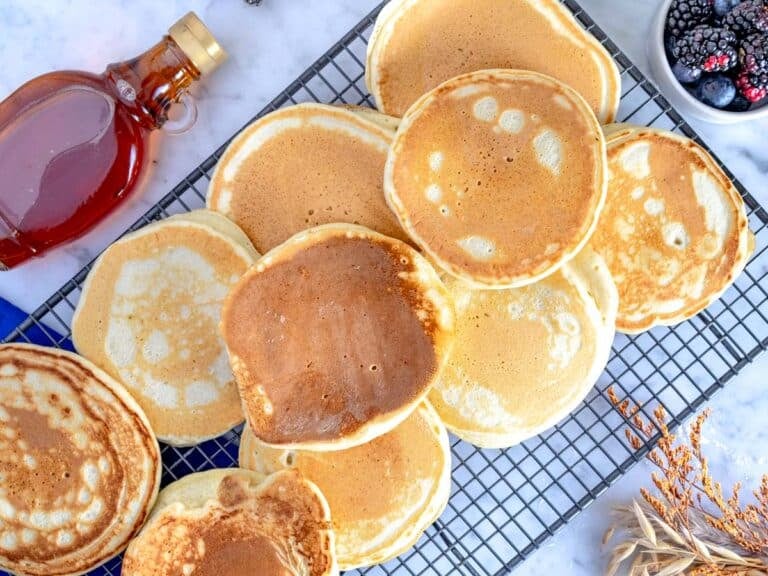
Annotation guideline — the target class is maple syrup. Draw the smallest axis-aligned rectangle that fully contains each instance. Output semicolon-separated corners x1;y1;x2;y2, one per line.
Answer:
0;12;226;270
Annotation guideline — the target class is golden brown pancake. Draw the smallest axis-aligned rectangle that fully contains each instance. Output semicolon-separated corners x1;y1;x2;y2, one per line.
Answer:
122;469;337;576
221;223;455;451
239;402;451;569
385;69;607;288
0;344;161;576
366;0;621;122
590;126;753;333
206;103;409;253
72;210;258;446
429;248;618;448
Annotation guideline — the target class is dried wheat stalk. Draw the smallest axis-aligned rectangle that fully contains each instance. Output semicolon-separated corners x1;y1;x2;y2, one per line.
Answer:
604;388;768;576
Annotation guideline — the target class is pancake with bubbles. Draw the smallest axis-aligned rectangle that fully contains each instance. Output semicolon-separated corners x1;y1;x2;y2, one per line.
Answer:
0;344;160;576
221;223;455;451
429;249;618;448
384;69;608;288
207;103;409;254
73;210;258;445
366;0;621;122
589;126;753;333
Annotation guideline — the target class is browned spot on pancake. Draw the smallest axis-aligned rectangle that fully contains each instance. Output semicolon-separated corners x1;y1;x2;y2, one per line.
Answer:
223;230;449;446
0;344;160;576
191;528;285;576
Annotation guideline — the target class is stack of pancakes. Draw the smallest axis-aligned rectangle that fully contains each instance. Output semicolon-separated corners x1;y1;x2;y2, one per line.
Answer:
3;1;755;574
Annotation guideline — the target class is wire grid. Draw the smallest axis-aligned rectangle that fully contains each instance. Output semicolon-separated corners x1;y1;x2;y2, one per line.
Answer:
3;1;768;575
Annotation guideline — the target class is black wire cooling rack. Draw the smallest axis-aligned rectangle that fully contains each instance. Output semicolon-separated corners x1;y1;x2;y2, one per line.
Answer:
3;2;768;575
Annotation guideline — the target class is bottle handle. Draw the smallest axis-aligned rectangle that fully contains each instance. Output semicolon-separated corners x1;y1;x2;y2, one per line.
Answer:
162;93;198;135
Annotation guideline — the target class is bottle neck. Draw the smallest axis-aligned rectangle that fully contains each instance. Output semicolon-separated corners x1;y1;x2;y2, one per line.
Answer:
104;36;199;130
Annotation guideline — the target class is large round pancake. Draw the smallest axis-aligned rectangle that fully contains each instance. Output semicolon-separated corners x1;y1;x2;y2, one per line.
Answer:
122;468;337;576
385;69;608;289
590;126;753;333
366;0;621;123
429;249;618;448
221;223;455;451
206;103;409;253
239;402;451;569
0;344;161;576
72;210;258;446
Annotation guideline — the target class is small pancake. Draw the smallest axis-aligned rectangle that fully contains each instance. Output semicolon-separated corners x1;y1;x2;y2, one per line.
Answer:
366;0;621;122
72;210;258;446
590;126;753;333
429;249;618;448
221;223;455;451
122;469;337;576
385;69;607;288
239;402;451;569
0;344;161;576
207;103;409;253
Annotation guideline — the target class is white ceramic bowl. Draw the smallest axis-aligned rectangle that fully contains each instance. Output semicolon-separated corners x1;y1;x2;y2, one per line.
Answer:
648;0;768;124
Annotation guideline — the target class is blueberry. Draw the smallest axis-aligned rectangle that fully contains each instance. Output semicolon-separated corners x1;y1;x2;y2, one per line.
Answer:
726;92;752;111
672;60;703;83
712;0;741;17
696;74;737;107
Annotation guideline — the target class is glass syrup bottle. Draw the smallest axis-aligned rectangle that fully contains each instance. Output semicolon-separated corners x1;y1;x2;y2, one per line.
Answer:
0;12;227;270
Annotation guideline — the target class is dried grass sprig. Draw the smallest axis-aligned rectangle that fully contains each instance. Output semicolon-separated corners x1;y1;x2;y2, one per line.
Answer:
604;387;768;575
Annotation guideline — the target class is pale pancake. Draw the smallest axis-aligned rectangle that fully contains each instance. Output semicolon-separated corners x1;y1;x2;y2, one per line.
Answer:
72;210;258;446
221;223;455;451
206;103;409;253
385;69;607;288
0;344;161;576
429;249;618;448
366;0;621;122
122;469;337;576
590;126;753;333
239;402;451;569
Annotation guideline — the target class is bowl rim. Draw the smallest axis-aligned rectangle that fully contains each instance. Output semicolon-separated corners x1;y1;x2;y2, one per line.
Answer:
653;0;768;120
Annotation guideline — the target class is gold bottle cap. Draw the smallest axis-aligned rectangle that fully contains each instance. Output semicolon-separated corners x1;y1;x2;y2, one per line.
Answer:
169;12;227;76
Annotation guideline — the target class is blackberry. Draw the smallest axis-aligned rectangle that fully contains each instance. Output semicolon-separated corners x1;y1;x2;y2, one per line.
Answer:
672;25;739;71
723;0;768;36
666;0;714;35
736;70;768;101
739;32;768;73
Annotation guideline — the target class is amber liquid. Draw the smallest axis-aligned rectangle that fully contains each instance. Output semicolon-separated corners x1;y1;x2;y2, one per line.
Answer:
0;37;199;269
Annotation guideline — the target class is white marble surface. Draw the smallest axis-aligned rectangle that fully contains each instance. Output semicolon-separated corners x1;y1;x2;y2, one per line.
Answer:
1;1;766;574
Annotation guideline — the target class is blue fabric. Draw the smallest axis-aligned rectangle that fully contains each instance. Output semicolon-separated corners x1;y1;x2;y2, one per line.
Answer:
0;297;73;350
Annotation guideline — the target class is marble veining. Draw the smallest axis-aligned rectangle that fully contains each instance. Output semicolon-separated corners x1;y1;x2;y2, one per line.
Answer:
1;1;766;574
